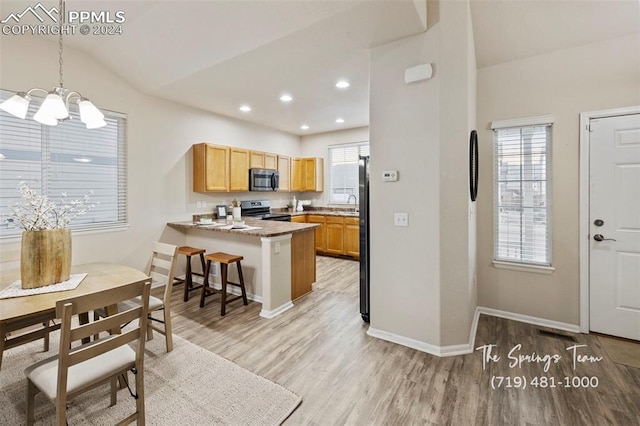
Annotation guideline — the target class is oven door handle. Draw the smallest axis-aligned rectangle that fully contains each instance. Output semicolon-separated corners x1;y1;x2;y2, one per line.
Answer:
270;173;277;191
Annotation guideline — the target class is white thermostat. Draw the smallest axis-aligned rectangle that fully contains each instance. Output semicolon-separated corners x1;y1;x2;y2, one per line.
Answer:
383;170;398;182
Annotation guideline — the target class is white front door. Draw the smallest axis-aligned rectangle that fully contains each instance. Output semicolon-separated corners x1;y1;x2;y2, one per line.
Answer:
589;113;640;340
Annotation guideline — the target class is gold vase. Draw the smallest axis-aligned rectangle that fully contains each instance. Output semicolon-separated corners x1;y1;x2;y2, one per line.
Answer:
20;228;72;289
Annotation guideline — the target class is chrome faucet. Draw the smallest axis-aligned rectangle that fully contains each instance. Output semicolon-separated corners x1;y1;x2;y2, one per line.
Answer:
347;194;358;212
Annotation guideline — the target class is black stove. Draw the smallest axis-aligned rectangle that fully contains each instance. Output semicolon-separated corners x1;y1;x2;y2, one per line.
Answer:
241;200;291;222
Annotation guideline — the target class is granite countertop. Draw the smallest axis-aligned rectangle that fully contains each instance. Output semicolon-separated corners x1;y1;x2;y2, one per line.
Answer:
289;210;359;217
167;217;319;237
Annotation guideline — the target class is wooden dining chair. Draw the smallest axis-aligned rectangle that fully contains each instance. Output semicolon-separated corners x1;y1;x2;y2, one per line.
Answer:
94;242;178;352
0;314;57;371
25;277;152;426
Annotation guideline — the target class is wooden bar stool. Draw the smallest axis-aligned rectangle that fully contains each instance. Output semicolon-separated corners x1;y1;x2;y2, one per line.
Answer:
200;252;248;316
174;246;206;302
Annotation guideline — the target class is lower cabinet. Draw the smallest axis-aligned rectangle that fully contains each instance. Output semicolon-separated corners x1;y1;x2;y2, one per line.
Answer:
291;215;306;223
300;214;359;259
325;216;344;255
307;215;326;252
343;217;360;258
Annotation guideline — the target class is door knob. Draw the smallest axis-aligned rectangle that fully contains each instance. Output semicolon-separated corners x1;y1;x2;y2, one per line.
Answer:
594;234;616;242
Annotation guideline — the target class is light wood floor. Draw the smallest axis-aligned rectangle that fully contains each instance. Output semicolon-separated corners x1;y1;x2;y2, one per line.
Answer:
160;256;640;425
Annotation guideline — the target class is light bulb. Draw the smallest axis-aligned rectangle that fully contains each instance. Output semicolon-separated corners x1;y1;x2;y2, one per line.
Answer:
0;92;30;119
39;92;68;119
33;108;58;125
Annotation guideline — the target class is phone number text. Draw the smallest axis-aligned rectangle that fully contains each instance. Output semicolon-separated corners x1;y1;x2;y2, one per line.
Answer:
490;375;599;389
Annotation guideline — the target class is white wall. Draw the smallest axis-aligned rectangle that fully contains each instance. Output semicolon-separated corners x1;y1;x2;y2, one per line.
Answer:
476;33;640;325
438;0;477;346
368;0;477;350
299;126;369;207
369;28;442;346
0;35;301;272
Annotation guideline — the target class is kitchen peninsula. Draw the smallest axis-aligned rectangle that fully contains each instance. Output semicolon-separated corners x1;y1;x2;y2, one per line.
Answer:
166;218;318;318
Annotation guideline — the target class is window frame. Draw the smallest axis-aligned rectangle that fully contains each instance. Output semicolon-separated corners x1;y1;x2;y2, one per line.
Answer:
327;141;369;205
0;88;128;240
491;115;554;273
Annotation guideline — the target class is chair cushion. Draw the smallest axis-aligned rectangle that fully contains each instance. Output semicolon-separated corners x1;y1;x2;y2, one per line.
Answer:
123;295;163;312
95;295;163;317
25;344;136;401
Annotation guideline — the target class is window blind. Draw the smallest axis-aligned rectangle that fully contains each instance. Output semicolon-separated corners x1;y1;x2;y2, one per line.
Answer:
493;124;552;266
328;142;369;204
0;89;127;237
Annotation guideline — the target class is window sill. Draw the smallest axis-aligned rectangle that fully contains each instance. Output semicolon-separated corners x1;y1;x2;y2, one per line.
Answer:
0;224;129;244
493;260;555;275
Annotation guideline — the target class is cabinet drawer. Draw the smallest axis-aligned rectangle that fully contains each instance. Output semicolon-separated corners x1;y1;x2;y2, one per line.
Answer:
326;216;344;224
307;215;326;223
344;217;359;225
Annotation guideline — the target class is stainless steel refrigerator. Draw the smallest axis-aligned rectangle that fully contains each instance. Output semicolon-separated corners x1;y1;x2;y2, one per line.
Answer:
359;156;370;322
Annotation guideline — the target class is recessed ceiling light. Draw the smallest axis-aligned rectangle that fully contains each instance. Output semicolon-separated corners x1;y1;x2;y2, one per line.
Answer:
239;105;251;112
335;80;350;89
300;124;309;130
280;94;293;103
336;118;345;124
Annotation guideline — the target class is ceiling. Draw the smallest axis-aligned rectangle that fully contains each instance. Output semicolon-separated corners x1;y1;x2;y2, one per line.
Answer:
1;0;639;136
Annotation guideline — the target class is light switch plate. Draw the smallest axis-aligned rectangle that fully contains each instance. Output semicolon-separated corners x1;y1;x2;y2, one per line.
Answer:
394;212;408;227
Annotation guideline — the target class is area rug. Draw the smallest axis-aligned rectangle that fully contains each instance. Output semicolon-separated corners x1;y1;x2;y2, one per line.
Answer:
598;335;640;369
0;332;302;425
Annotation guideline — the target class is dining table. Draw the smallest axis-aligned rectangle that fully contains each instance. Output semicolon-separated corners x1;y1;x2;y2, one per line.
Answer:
0;262;149;368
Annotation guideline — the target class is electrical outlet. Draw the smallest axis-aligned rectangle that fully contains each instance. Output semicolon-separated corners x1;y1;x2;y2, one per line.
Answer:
275;241;281;254
201;200;207;208
209;262;219;277
196;201;202;208
394;212;408;227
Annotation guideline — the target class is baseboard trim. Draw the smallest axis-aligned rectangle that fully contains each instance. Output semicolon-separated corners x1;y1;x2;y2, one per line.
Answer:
366;305;580;358
477;306;580;333
260;301;294;319
366;327;444;356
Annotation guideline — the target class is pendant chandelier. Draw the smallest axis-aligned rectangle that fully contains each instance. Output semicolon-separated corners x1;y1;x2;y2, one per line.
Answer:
0;0;106;129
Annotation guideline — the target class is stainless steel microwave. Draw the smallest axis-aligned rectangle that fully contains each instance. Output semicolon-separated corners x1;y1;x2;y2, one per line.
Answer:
249;168;279;191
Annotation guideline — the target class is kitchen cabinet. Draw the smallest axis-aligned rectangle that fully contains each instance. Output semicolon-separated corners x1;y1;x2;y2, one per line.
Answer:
291;215;306;223
291;158;303;191
303;157;324;192
249;151;277;170
193;143;229;192
291;229;315;300
250;151;265;168
191;143;322;193
307;215;326;252
229;148;249;191
343;217;360;258
325;216;344;255
264;153;278;170
278;155;291;192
295;213;359;258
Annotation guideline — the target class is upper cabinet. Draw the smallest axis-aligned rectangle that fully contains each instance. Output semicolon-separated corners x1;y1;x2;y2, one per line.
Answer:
250;151;278;170
193;143;229;192
278;155;291;192
264;153;278;170
192;144;322;193
229;148;249;191
291;158;303;191
303;157;324;192
249;151;265;168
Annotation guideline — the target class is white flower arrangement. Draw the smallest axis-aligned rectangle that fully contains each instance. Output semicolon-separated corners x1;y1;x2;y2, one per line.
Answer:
10;182;97;231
